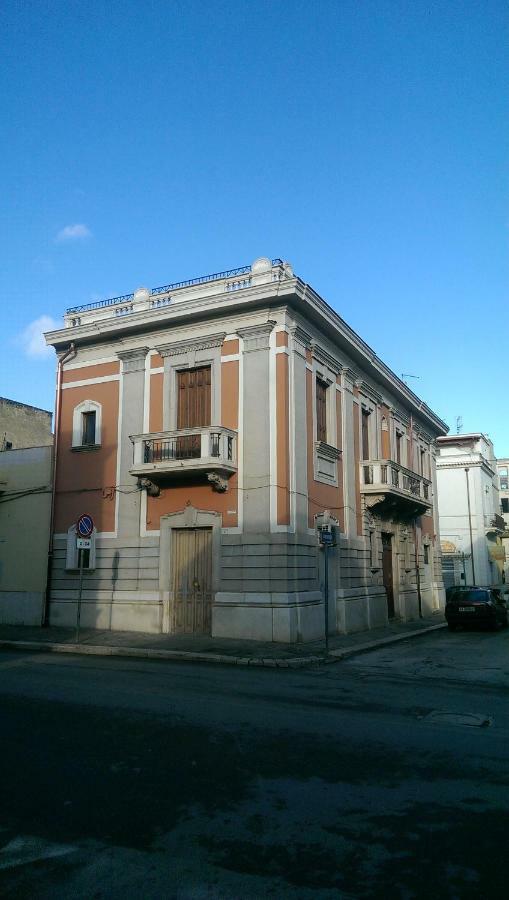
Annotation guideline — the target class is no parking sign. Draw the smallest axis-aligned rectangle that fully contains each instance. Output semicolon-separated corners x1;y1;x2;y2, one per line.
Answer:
76;514;94;538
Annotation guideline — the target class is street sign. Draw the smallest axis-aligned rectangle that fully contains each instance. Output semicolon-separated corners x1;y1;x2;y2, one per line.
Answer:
77;538;91;550
76;514;94;538
318;524;336;547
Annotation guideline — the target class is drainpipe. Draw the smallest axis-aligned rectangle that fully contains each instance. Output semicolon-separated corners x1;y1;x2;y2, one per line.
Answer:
43;343;76;626
465;467;476;586
414;519;422;617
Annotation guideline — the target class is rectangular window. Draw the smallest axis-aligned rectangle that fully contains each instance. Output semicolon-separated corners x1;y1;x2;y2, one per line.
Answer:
396;431;403;465
316;378;328;443
177;366;211;429
502;498;509;513
361;409;370;461
423;544;429;565
420;448;426;477
78;548;91;569
501;477;508;491
81;411;96;446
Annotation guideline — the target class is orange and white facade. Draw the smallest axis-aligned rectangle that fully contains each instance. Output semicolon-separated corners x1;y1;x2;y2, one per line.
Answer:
45;257;448;641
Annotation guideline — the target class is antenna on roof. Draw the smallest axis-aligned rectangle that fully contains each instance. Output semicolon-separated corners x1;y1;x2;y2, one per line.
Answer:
401;373;420;385
456;416;463;435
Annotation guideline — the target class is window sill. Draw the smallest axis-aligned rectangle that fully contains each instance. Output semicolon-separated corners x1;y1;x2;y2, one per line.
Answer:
71;444;101;452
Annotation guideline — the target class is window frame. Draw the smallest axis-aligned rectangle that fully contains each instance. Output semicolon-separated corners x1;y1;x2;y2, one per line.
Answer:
315;376;328;443
72;400;102;449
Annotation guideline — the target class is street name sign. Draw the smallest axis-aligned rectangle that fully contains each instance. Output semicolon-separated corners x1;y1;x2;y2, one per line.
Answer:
77;538;91;550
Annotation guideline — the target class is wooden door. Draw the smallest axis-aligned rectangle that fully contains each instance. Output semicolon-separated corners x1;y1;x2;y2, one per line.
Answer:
171;528;213;634
382;532;395;619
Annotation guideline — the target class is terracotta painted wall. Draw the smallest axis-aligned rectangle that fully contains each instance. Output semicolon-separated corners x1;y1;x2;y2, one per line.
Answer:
55;380;119;533
221;339;239;357
149;373;164;433
146;345;240;530
146;483;238;530
306;369;345;531
62;361;119;384
221;360;238;431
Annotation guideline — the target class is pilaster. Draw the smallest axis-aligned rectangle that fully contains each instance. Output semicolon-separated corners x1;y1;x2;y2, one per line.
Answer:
116;348;149;537
237;322;275;532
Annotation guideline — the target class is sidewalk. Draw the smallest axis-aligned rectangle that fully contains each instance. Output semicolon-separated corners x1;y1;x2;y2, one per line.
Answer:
0;614;446;668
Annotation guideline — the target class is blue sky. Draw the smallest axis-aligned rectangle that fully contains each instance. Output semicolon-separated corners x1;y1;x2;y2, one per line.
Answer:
1;1;507;452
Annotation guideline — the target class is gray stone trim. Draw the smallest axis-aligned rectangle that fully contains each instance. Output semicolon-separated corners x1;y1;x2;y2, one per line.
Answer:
237;322;275;351
357;379;384;405
158;506;222;633
117;347;149;373
315;441;341;461
156;332;226;357
311;342;342;374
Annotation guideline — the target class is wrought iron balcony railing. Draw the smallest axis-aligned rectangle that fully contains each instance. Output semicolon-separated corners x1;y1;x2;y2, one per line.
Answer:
130;426;237;483
360;459;432;511
66;259;284;315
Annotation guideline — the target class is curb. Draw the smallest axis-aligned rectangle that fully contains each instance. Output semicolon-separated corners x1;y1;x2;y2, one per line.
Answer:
328;622;447;660
0;622;446;668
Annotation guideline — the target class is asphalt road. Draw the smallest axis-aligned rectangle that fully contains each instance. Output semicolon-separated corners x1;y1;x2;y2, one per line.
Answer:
0;626;508;899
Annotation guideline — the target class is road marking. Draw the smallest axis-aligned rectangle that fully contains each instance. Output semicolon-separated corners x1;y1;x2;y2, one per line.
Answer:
421;711;492;728
0;836;77;871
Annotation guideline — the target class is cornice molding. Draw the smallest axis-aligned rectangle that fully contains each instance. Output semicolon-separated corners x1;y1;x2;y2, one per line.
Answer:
311;342;342;374
357;379;384;406
315;441;342;461
237;321;275;351
117;347;149;373
156;332;226;357
341;367;361;388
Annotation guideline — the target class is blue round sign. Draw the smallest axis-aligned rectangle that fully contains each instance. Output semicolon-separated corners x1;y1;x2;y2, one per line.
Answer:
76;514;94;538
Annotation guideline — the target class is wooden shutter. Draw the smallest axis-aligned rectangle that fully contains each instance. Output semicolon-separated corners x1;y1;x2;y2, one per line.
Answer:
177;366;211;428
316;379;327;443
361;410;370;461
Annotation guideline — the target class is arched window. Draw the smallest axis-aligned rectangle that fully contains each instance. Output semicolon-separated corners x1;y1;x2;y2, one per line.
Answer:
72;400;102;448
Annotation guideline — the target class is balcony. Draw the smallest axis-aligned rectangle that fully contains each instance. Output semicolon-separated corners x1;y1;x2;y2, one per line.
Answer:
360;459;432;517
130;426;237;488
486;513;506;533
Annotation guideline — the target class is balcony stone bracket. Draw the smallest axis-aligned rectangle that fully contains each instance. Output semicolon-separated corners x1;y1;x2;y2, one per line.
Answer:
207;472;228;492
365;493;427;523
365;494;387;511
139;478;161;497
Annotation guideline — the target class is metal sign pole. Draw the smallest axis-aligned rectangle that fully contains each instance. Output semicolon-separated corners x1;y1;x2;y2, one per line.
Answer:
324;542;329;653
76;549;84;643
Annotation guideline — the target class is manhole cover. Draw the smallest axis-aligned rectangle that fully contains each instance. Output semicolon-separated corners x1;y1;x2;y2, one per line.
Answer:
423;711;492;728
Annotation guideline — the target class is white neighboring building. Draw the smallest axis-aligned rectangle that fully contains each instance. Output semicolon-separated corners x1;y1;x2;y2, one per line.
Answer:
436;434;505;589
495;458;509;580
0;399;53;625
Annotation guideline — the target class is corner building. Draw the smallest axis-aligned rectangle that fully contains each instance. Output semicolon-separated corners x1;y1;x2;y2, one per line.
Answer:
46;257;448;641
